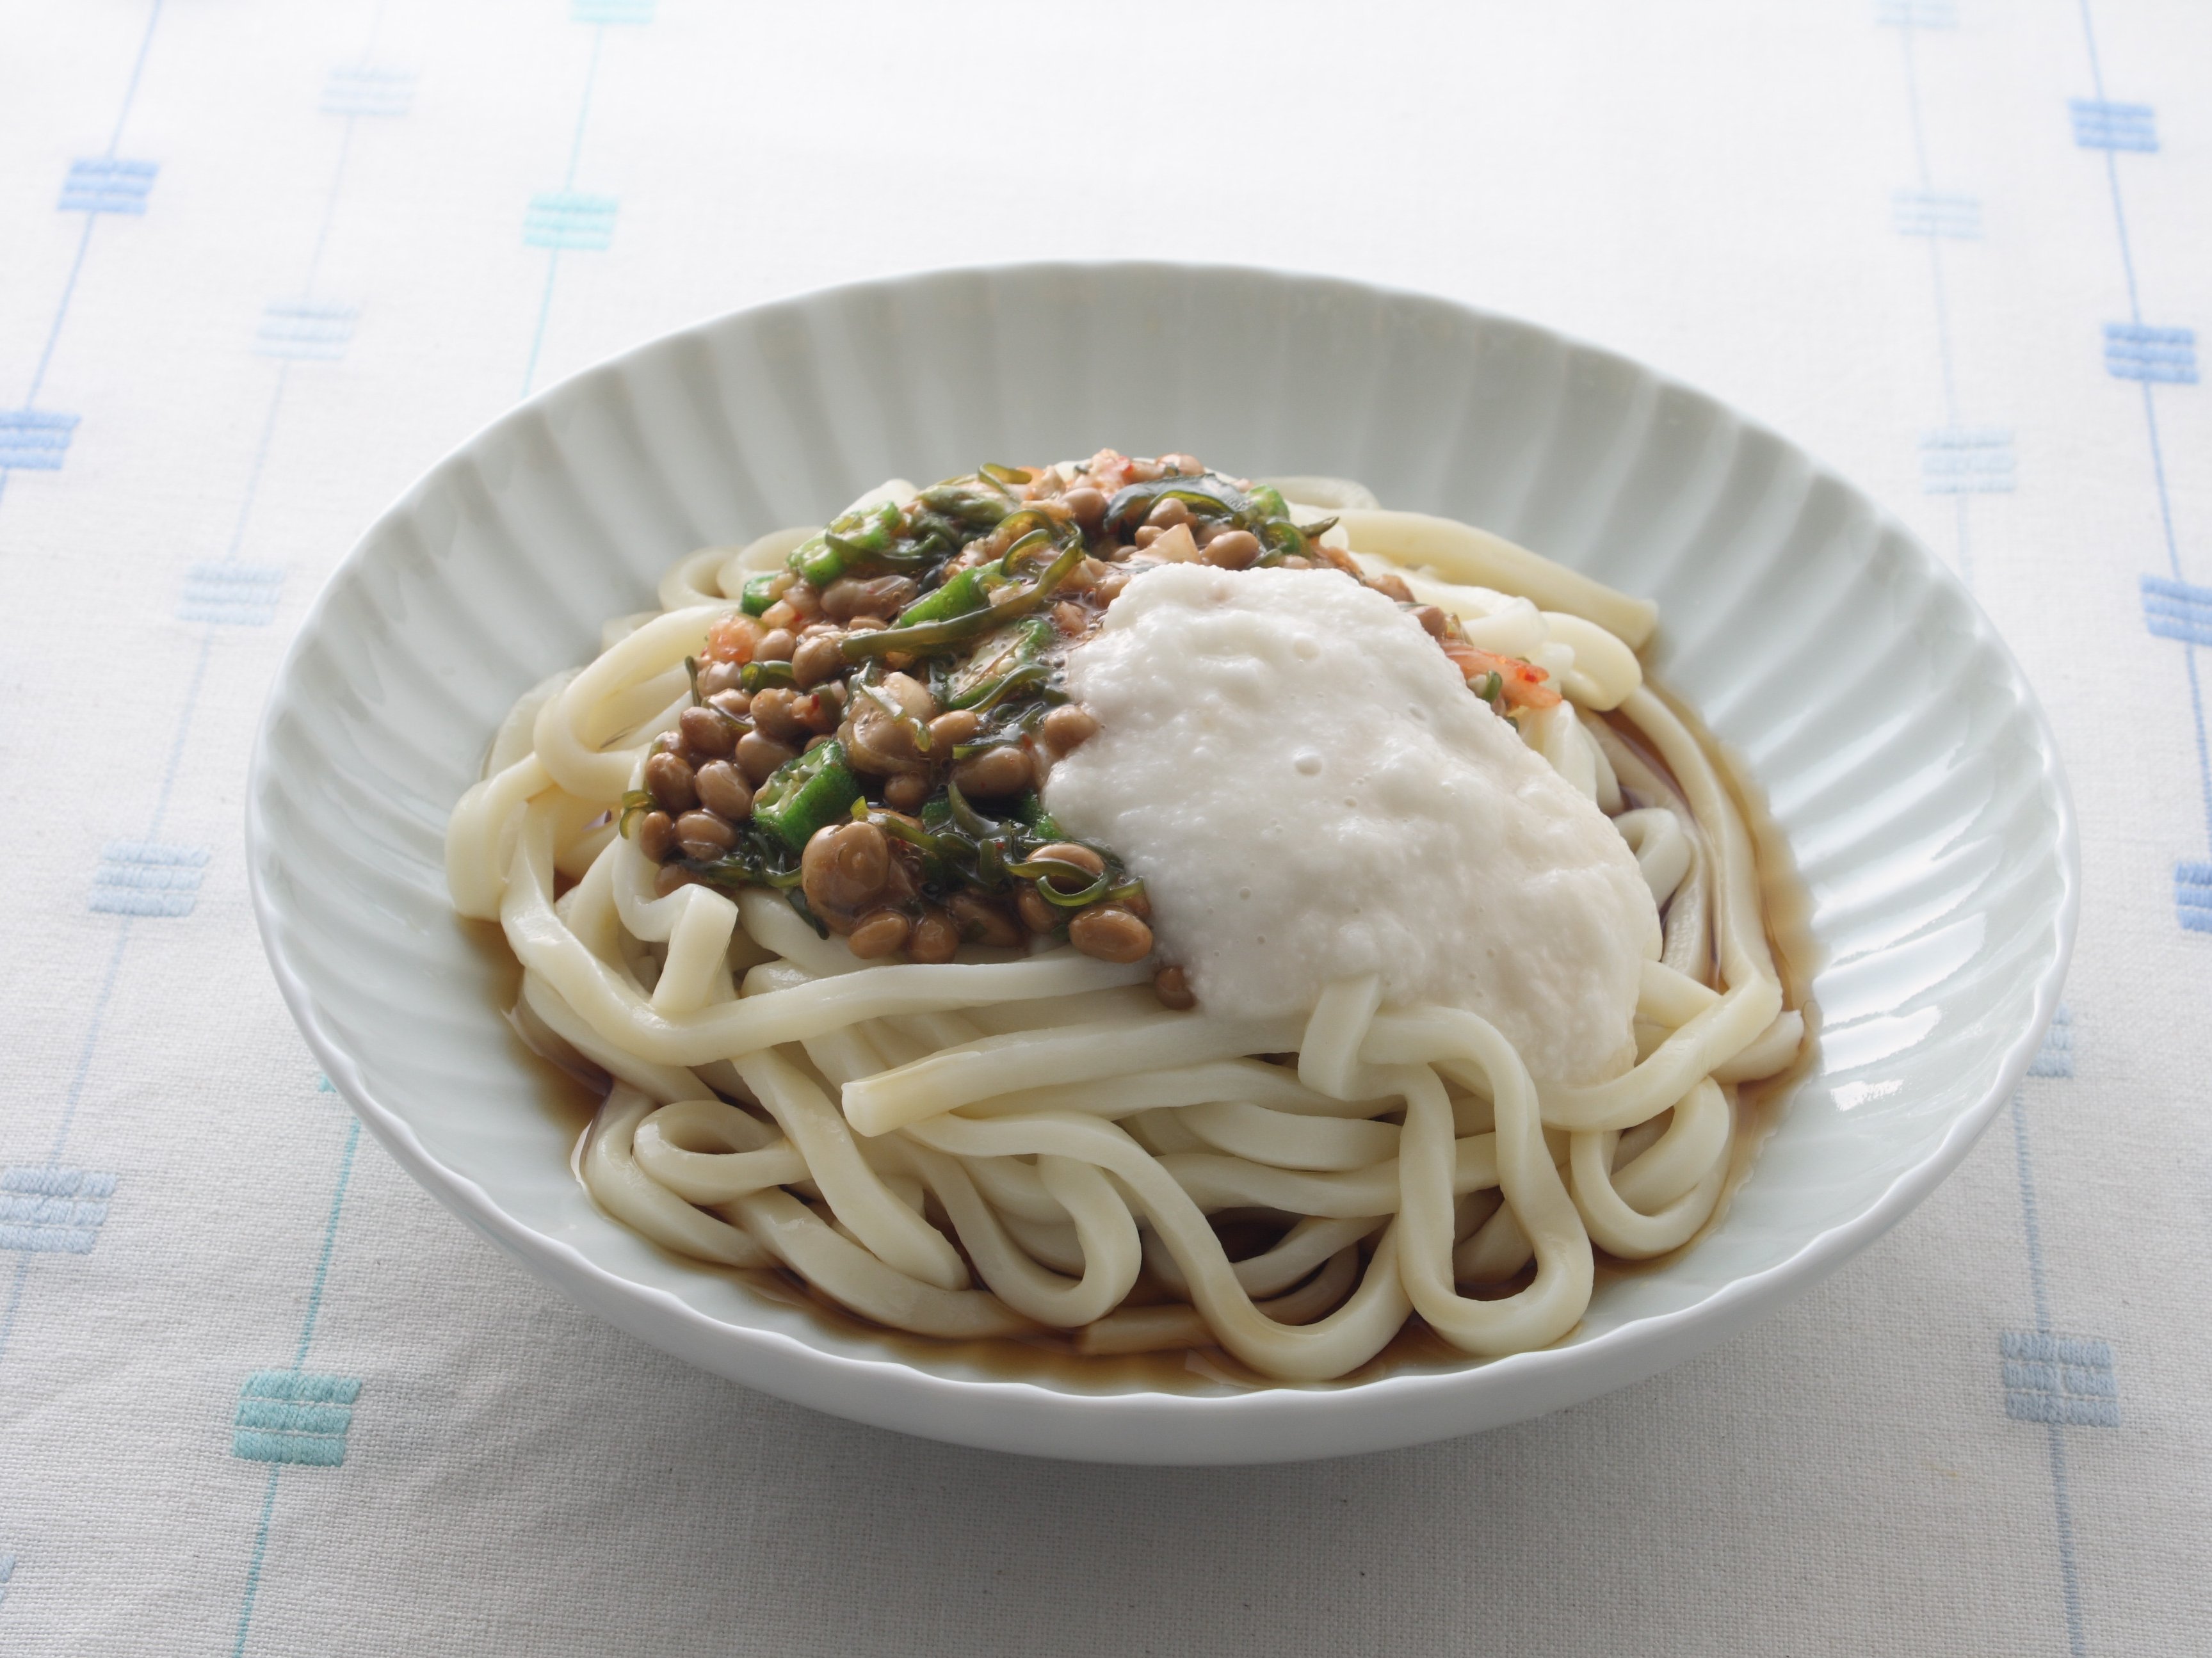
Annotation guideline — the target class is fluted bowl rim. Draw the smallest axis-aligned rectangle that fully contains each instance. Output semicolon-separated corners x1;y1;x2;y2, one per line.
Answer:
246;261;2076;1464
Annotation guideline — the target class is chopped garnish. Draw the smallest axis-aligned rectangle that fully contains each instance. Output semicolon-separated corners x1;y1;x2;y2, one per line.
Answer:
628;452;1541;962
752;740;864;852
1441;641;1563;710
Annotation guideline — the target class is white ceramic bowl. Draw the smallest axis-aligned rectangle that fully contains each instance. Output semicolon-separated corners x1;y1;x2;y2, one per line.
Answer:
248;263;2075;1465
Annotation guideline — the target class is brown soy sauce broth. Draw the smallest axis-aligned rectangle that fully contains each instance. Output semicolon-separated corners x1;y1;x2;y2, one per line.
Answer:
1585;689;1824;1300
460;917;608;1147
708;1222;1479;1396
476;682;1821;1395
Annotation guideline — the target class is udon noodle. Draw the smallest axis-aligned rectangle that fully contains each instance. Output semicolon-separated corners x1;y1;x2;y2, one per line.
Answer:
446;455;1803;1382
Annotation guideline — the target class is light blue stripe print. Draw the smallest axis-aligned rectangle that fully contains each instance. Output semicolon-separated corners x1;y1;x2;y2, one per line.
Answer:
2104;322;2197;383
57;156;157;214
236;1397;355;1435
0;409;81;469
2177;862;2212;933
2142;574;2212;647
2072;0;2212;931
0;0;168;1394
295;1117;359;1366
2071;98;2156;151
0;1167;118;1255
1920;426;2014;494
229;1115;362;1656
524;190;618;250
0;0;165;513
230;1371;363;1469
2002;1332;2121;1426
90;842;209;917
231;1371;360;1463
2027;1005;2074;1078
226;1120;366;1464
321;65;414;118
231;1431;348;1468
1875;0;1955;28
1892;188;1980;239
256;300;357;362
522;12;620;395
179;562;285;624
241;1370;362;1406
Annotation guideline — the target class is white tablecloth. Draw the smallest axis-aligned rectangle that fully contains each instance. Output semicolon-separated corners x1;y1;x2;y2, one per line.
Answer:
4;1;2207;1651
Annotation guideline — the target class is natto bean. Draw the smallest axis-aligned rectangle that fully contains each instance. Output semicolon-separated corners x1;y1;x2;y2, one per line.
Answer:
795;691;839;735
883;771;931;812
694;759;752;820
801;820;892;915
749;688;808;741
645;752;699;814
1069;905;1154;963
1201;529;1261;570
1366;572;1414;604
928;709;981;749
908;908;958;963
951;744;1032;800
846;908;913;960
675;810;737;860
1041;705;1099;753
1062;487;1108;535
736;731;798;785
679;705;736;757
698;660;745;698
1016;885;1060;934
791;633;844;689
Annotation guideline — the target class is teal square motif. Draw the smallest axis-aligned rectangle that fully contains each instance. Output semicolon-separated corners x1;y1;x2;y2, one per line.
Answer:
232;1371;361;1467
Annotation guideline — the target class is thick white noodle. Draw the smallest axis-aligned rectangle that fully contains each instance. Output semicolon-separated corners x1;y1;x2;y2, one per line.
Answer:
1336;508;1659;649
449;488;1800;1381
1261;474;1382;511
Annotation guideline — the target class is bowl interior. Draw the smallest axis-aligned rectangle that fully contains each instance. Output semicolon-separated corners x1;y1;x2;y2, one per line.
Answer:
250;264;2071;1453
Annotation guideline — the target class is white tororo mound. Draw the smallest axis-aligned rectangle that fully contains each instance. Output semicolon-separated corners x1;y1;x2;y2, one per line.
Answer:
1044;565;1659;1086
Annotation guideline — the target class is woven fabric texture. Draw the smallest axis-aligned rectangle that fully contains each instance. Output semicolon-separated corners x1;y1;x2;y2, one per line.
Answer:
1;1;2206;1652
